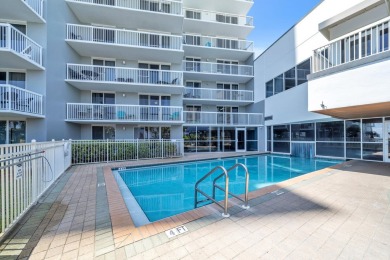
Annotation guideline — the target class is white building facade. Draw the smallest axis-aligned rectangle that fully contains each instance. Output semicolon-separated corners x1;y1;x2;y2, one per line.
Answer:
255;0;390;162
0;0;264;153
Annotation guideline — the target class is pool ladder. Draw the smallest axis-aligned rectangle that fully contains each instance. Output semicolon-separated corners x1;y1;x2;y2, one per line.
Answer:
194;163;250;218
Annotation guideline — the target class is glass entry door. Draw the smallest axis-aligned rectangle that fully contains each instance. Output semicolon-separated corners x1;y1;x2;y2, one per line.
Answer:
236;128;246;152
385;120;390;162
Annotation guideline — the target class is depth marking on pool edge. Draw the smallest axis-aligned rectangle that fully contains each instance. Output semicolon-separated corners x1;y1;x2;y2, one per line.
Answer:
165;225;188;238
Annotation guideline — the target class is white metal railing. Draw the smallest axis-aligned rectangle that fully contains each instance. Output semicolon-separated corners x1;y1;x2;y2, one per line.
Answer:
183;34;253;52
66;24;182;50
184;8;253;26
67;64;183;86
67;0;183;15
0;24;42;66
24;0;44;18
184;87;253;102
184;112;263;126
313;18;390;73
67;103;183;122
0;140;72;237
0;85;44;116
71;139;184;164
183;60;253;76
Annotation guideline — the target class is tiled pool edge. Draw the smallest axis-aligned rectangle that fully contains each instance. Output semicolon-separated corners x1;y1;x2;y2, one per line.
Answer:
104;161;348;249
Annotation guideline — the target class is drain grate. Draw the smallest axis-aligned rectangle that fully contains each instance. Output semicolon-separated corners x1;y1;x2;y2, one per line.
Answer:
271;190;285;196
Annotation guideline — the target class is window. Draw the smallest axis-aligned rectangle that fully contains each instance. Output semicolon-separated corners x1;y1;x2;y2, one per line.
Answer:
217;60;238;74
284;67;296;90
93;27;114;43
184;81;201;98
92;59;115;81
265;80;273;98
265;58;311;98
185;105;201;123
135;127;171;139
291;123;314;141
0;121;26;144
216;38;239;49
92;92;115;104
0;71;26;89
138;63;171;84
273;125;290;153
186;10;201;19
216;14;238;24
185;57;201;72
92;126;115;140
217;83;238;100
184;35;200;46
296;59;311;85
11;24;26;34
316;121;344;158
139;95;170;121
274;74;283;94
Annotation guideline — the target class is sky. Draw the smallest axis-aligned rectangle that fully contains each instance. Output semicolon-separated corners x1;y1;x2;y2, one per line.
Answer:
247;0;323;57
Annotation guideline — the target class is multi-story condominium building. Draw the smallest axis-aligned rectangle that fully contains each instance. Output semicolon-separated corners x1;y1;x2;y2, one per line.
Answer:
255;0;390;162
0;0;263;153
0;0;45;144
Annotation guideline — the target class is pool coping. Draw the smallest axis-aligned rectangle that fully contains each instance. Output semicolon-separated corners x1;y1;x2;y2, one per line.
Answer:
104;158;347;249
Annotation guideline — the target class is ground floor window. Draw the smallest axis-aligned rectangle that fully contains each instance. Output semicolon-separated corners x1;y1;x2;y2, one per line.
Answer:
135;127;170;139
267;117;387;161
92;126;115;140
183;126;258;153
0;120;26;144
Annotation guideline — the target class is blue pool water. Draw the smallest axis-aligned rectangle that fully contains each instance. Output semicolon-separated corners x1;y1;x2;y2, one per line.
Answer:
116;155;342;223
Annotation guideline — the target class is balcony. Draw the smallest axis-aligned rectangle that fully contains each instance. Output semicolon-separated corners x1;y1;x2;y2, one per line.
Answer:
0;24;43;70
66;24;183;63
66;64;183;94
66;0;183;33
0;0;44;23
183;61;253;83
0;85;44;118
183;87;253;106
184;0;253;15
183;34;253;60
183;8;254;38
67;103;183;124
184;112;263;126
312;18;390;74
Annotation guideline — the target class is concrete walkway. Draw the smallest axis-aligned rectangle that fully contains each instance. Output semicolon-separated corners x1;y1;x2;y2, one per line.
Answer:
0;156;389;259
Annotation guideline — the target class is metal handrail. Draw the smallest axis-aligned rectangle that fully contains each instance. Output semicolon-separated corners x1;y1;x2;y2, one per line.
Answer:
213;163;250;209
194;163;250;217
194;166;230;217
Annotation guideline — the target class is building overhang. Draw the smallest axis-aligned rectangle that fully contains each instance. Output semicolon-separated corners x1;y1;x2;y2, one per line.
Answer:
319;0;386;39
312;102;390;119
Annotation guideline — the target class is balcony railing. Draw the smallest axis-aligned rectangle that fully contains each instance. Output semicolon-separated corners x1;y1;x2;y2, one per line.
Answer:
24;0;44;18
184;8;253;26
67;64;183;86
184;87;253;102
184;112;262;126
66;24;182;50
313;18;390;73
67;0;183;15
0;24;43;66
183;61;253;76
67;103;183;122
183;34;253;52
0;85;44;116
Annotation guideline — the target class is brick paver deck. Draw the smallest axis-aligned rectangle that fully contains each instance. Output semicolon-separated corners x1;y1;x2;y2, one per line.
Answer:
0;154;389;259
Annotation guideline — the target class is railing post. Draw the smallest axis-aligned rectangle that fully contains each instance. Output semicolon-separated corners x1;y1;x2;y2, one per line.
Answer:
136;139;139;160
106;139;109;163
31;139;37;201
161;139;164;158
6;25;11;50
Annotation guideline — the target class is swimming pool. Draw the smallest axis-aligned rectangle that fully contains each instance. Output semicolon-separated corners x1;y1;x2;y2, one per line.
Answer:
114;155;341;225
